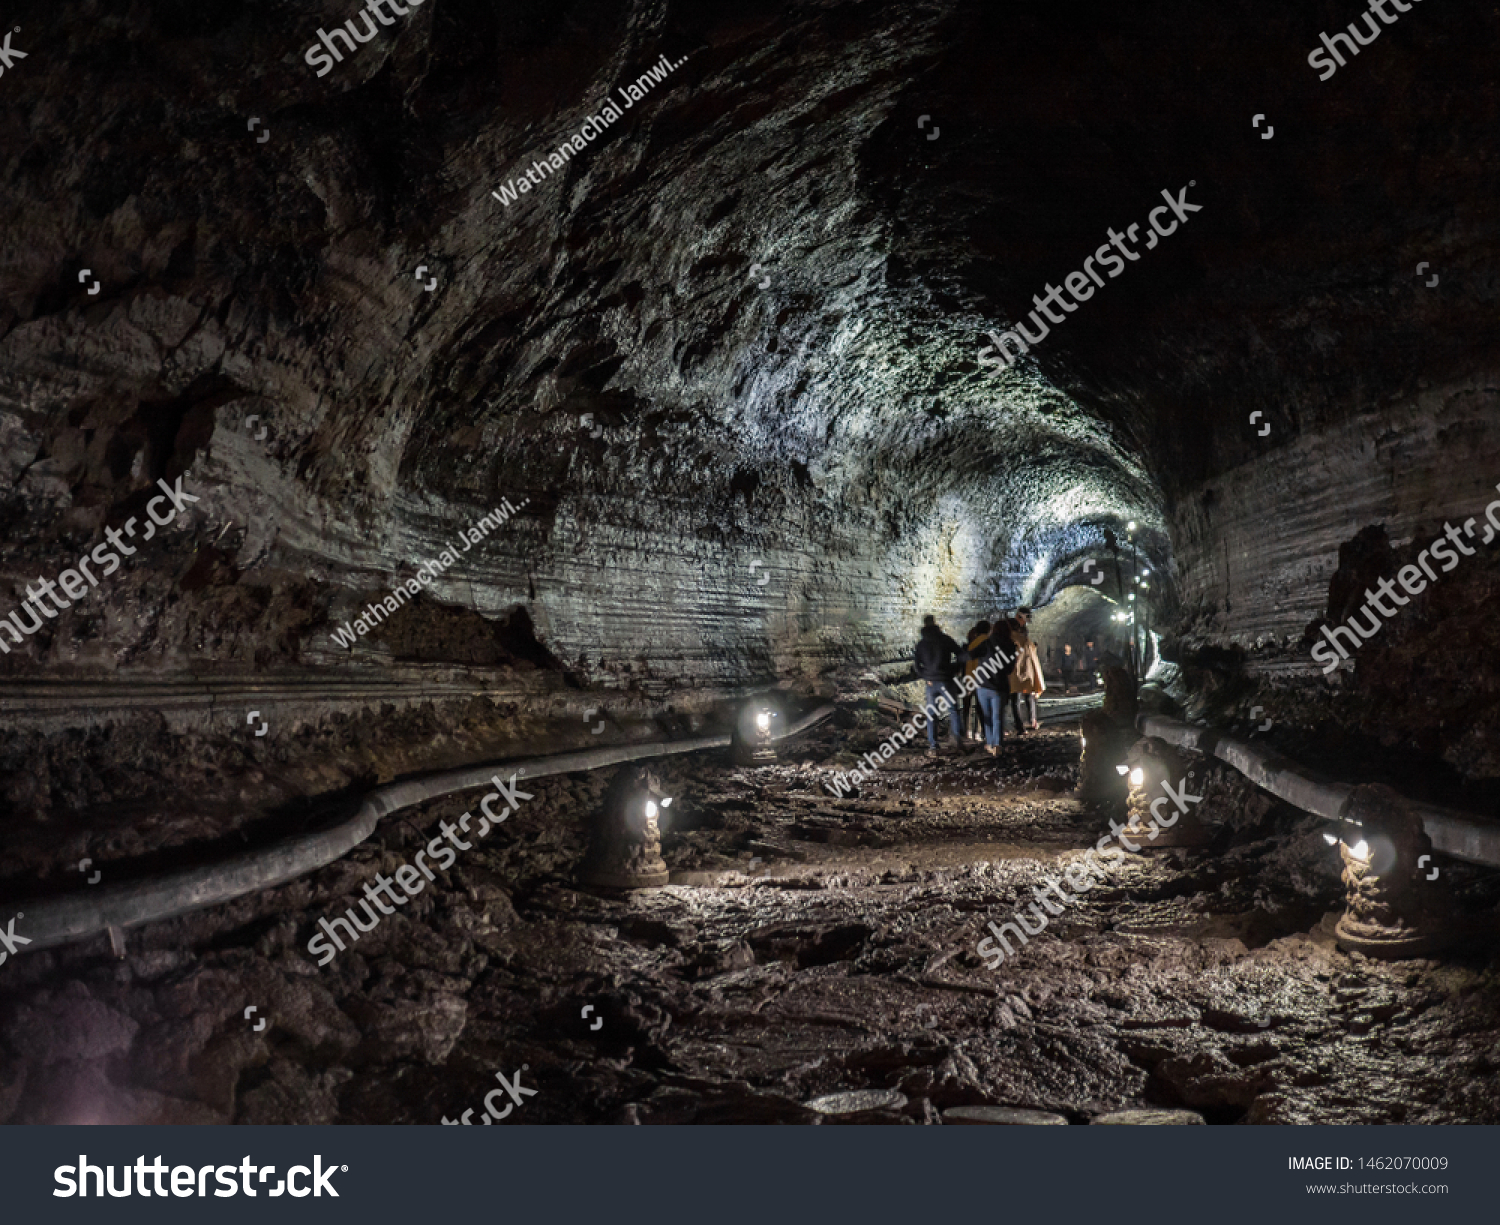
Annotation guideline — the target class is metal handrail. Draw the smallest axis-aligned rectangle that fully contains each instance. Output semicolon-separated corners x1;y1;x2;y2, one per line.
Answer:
1138;714;1500;868
7;705;835;955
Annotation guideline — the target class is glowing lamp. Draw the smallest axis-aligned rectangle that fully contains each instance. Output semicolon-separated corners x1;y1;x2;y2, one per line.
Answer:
1116;737;1207;850
578;765;672;889
1334;784;1453;958
732;699;780;765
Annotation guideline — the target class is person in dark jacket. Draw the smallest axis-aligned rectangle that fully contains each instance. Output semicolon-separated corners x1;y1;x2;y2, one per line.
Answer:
961;621;991;742
914;615;970;755
974;616;1017;755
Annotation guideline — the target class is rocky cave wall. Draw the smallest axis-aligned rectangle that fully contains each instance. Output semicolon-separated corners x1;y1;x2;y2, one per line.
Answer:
0;0;1497;796
0;0;1163;705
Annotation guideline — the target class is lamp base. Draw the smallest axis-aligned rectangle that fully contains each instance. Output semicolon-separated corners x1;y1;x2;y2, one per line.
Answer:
1333;914;1449;959
1118;815;1209;850
577;862;670;890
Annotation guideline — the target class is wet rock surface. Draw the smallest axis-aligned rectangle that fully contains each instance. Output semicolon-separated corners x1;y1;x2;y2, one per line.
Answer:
3;708;1498;1125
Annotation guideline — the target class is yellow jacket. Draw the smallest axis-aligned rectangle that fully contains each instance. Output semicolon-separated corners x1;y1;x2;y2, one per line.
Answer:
964;632;989;678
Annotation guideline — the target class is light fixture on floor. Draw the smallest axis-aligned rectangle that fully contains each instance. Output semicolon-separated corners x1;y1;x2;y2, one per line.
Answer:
577;765;673;889
1333;784;1452;959
1116;736;1207;849
1075;710;1130;804
732;698;780;765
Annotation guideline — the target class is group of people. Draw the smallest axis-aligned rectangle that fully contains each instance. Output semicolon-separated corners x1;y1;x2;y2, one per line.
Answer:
1053;641;1101;690
913;609;1046;757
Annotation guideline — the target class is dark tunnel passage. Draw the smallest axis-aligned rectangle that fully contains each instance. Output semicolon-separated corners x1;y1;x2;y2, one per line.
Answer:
2;0;1500;1134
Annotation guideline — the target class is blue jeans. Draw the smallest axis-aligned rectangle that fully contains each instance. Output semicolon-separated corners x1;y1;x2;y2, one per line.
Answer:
924;681;962;747
977;688;1005;747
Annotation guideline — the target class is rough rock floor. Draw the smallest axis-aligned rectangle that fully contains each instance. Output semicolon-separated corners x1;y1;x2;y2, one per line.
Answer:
3;708;1499;1125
